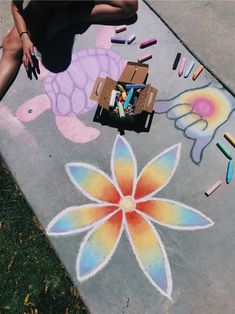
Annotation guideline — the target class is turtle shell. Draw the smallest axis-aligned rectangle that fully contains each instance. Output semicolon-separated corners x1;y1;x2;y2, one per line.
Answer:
43;48;125;116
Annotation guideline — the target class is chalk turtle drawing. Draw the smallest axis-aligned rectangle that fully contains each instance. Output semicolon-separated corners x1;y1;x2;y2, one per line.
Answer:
154;84;234;164
47;135;214;298
16;26;125;143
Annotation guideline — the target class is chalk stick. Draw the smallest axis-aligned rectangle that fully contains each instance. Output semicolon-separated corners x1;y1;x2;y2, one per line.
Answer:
178;57;186;77
184;60;195;78
140;38;157;49
172;52;181;70
127;34;136;44
226;160;234;184
224;132;235;148
123;88;134;109
205;180;222;197
115;25;126;33
122;91;127;100
109;90;117;108
117;101;125;117
138;53;152;63
117;84;125;93
111;37;126;44
216;142;232;160
192;65;204;80
126;84;145;89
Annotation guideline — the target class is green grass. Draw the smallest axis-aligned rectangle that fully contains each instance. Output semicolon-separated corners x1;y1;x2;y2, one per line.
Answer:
0;157;88;314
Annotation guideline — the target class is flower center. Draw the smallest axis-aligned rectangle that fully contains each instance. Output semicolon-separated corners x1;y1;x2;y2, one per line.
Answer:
120;196;136;212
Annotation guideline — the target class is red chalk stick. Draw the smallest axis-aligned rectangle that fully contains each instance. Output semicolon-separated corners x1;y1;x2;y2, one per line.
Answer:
140;38;157;49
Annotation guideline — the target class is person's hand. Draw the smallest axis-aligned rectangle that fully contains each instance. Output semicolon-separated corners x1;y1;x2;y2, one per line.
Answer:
21;32;34;69
21;33;40;80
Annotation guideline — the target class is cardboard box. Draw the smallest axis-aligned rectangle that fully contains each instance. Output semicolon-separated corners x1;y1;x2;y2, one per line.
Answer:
91;61;157;113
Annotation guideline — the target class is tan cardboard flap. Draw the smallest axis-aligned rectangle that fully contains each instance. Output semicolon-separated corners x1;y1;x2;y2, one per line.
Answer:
119;61;149;84
134;84;158;114
99;77;117;109
90;77;106;102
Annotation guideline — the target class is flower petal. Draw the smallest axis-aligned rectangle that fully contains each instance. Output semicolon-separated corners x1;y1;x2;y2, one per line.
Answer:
134;144;181;200
125;211;172;298
47;204;119;235
111;136;137;196
77;210;123;281
66;163;120;203
136;198;214;230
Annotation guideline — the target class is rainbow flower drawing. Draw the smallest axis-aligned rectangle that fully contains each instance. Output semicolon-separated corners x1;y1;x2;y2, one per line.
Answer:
47;136;214;298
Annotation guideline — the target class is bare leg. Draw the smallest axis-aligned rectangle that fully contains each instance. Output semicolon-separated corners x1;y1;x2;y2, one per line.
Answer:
0;28;22;101
47;0;138;39
0;2;53;101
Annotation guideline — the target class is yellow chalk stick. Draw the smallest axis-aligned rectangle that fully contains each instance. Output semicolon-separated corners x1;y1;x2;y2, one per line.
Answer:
224;132;235;148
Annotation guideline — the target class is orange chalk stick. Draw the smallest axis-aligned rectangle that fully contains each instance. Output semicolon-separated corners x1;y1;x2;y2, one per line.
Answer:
192;65;204;80
224;132;235;148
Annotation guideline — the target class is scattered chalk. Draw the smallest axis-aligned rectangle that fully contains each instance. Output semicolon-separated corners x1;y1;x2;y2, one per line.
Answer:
117;101;125;117
127;34;136;44
122;91;127;100
115;25;127;33
224;132;235;148
192;65;204;80
109;90;117;108
111;37;126;44
184;60;195;78
172;52;181;70
126;84;145;89
123;88;134;109
140;38;157;49
178;57;186;77
138;53;152;63
117;84;125;93
226;160;234;184
205;180;222;197
216;142;232;160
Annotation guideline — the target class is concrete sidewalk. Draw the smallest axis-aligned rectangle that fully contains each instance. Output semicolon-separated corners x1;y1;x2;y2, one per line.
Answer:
1;1;235;313
145;0;235;95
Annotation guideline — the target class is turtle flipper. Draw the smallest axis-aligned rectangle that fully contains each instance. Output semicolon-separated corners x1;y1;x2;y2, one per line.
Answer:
55;116;100;143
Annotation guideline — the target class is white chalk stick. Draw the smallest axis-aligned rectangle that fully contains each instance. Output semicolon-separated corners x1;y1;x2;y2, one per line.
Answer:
205;180;222;196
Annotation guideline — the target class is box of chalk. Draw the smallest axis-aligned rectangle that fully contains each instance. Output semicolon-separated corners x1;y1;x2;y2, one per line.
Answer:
90;61;158;130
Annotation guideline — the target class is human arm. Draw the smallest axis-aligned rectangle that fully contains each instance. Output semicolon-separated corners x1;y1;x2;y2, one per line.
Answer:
11;0;34;68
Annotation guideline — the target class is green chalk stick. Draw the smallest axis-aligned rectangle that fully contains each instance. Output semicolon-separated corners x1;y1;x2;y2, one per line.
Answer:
216;142;232;160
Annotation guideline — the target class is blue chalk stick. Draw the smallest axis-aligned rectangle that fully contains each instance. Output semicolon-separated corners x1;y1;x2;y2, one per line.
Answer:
123;88;134;109
216;142;232;160
111;37;126;44
184;60;195;78
126;84;145;89
226;160;234;184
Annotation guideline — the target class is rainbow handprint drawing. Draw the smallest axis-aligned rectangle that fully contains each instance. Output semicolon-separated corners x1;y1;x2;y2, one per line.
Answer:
47;136;213;298
154;84;234;164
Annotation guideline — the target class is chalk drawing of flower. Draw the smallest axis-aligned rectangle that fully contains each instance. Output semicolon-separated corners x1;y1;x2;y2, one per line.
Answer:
47;136;214;298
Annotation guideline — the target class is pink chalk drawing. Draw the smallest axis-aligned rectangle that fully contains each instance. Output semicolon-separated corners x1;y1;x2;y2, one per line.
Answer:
16;26;126;143
0;101;38;148
154;84;235;164
47;135;214;299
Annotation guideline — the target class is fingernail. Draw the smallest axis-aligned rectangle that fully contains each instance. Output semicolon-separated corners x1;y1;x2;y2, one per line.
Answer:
31;52;35;56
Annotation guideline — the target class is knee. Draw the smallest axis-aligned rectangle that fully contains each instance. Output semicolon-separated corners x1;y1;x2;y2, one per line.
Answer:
2;35;22;60
120;0;138;18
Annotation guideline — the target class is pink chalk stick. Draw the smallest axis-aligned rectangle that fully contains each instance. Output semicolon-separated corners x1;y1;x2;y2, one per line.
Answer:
115;25;126;33
138;53;152;63
140;38;157;49
178;57;187;77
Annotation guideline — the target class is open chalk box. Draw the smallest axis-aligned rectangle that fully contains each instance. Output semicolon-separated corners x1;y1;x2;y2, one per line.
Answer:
90;61;158;132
